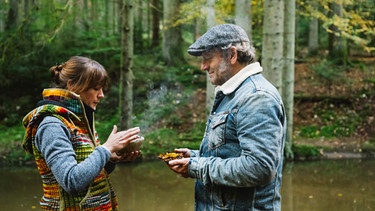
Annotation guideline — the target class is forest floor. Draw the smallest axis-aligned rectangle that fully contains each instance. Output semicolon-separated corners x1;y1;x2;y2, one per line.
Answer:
292;57;375;159
176;56;375;159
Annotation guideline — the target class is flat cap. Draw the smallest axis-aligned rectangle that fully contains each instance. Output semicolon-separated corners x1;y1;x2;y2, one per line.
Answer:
187;24;250;56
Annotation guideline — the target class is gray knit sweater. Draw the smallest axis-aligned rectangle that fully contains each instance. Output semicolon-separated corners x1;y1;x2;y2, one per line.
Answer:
35;116;114;195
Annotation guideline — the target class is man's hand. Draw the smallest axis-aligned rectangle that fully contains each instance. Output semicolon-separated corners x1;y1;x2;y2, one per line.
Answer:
168;158;190;178
174;148;191;158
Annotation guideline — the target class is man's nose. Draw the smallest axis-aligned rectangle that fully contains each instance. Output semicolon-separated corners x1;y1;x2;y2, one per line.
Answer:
200;62;208;71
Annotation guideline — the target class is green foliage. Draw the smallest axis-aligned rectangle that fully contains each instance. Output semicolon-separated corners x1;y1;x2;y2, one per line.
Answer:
143;128;179;154
0;124;32;166
292;144;321;159
299;103;363;138
311;59;345;83
141;123;204;158
362;138;375;155
300;125;320;138
298;0;375;53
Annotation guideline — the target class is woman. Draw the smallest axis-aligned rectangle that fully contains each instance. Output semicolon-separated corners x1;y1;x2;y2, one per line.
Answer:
22;56;140;210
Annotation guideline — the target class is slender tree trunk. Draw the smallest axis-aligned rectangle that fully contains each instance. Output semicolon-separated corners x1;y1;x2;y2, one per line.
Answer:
119;0;134;129
91;0;98;25
134;0;144;52
162;0;184;66
104;0;109;37
23;0;29;22
283;0;295;159
307;0;319;55
151;0;160;48
82;0;90;30
308;0;319;55
5;0;18;31
0;0;4;32
261;0;284;92
206;0;216;27
112;0;118;35
235;0;251;40
328;1;347;65
308;17;319;54
205;0;216;116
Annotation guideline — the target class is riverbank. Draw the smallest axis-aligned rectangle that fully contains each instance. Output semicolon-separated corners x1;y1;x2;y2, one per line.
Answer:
293;136;375;160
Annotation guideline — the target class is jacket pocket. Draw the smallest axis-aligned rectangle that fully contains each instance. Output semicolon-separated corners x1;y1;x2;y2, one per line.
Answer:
207;112;229;149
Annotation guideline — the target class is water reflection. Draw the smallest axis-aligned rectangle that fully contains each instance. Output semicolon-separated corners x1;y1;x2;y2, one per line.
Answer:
111;161;195;211
0;159;374;211
282;159;375;211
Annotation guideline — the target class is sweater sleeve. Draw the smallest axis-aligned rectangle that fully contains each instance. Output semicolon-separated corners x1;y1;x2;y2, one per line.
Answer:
35;116;111;195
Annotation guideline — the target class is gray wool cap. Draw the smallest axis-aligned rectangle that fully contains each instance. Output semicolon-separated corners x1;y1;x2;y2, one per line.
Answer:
187;24;250;56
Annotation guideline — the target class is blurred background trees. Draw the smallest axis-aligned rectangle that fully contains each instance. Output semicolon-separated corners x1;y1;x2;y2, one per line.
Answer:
0;0;374;159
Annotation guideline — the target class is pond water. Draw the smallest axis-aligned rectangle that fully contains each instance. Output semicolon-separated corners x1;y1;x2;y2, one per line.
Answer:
0;158;374;211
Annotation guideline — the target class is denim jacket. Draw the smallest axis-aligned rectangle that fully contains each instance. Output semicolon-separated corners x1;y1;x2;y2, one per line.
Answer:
188;62;286;211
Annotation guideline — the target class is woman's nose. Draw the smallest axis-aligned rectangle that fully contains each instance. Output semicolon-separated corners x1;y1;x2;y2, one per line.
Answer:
98;88;104;98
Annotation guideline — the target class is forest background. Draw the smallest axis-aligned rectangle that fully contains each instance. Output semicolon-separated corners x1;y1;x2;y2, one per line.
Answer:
0;0;374;165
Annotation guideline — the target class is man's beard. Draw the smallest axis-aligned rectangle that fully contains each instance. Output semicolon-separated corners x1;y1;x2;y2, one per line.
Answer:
214;59;231;85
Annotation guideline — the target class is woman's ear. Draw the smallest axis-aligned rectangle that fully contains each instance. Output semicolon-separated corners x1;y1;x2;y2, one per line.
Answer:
66;80;73;91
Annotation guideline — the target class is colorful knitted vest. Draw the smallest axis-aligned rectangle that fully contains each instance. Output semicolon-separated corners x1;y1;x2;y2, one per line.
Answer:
23;88;118;211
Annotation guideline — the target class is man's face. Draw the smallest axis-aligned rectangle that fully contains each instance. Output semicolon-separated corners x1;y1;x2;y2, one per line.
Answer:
200;49;231;86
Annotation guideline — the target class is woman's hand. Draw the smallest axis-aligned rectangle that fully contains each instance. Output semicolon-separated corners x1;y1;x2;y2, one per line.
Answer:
103;125;140;154
110;150;141;163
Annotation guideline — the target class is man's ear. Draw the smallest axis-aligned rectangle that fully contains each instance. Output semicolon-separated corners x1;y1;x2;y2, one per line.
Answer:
229;46;237;64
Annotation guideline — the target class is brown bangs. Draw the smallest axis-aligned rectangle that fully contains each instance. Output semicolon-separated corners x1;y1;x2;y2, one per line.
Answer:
71;58;109;94
87;66;108;90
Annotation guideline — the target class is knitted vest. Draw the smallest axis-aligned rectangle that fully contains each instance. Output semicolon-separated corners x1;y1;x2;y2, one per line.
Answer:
23;89;118;211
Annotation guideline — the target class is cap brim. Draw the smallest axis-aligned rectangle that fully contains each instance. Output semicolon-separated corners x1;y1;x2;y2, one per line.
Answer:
187;48;204;56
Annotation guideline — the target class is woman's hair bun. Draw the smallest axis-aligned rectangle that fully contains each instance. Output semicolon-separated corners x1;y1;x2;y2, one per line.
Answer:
56;63;63;72
49;63;64;85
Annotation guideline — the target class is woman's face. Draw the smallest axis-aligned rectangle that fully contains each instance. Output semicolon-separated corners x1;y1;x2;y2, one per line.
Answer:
79;87;104;110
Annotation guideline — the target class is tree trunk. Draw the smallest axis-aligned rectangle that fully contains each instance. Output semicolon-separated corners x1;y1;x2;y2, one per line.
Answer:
112;0;118;35
308;0;319;55
206;0;216;27
261;0;284;92
307;0;319;55
235;0;251;40
0;0;4;32
5;0;18;31
283;0;295;159
119;0;134;129
90;0;98;25
328;2;347;64
205;0;216;116
104;0;109;37
134;0;144;52
308;17;319;55
151;0;160;48
162;0;184;66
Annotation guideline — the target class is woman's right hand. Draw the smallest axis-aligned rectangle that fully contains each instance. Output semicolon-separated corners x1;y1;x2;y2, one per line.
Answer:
102;125;140;154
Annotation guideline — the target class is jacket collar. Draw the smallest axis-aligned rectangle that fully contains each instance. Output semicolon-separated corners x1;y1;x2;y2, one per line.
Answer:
215;62;263;95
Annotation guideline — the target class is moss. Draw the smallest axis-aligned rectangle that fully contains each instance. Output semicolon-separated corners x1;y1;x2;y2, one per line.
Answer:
292;144;322;160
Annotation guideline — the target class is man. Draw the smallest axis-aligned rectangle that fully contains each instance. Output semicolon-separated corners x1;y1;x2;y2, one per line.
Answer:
168;24;286;210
